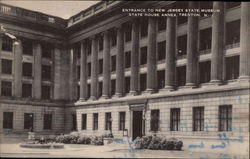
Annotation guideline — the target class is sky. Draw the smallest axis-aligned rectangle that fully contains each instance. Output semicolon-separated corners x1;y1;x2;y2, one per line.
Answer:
1;0;100;19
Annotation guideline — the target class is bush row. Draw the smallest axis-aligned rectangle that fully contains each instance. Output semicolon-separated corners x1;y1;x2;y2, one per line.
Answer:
133;135;183;150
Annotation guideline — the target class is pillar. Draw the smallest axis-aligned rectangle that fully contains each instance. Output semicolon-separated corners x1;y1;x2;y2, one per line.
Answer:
53;44;61;100
13;39;22;97
0;35;2;96
80;41;87;101
33;42;42;99
69;47;77;101
90;36;98;100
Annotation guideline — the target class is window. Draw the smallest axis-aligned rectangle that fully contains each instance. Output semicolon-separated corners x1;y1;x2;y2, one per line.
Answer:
98;82;102;98
177;16;188;25
41;85;51;100
22;83;32;98
226;56;239;80
77;85;80;100
42;43;53;58
24;113;34;130
177;35;187;56
87;84;91;99
98;36;103;51
110;30;117;46
219;105;232;131
158;18;166;31
111;55;116;72
125;51;131;68
82;114;87;130
176;66;186;87
158;41;166;61
87;63;91;77
44;114;52;130
22;62;32;77
170;108;180;131
1;81;12;97
193;107;204;131
140;73;147;92
98;59;103;74
111;79;116;96
119;112;126;130
124;23;132;42
125;77;130;94
72;114;77;131
140;19;148;37
226;20;240;46
140;47;147;65
151;109;160;131
22;39;33;55
199;61;211;83
199;28;212;51
2;35;13;52
42;65;51;80
157;70;165;89
226;2;240;9
93;113;98;130
105;112;112;130
77;65;80;80
1;59;12;74
87;41;92;55
3;112;13;129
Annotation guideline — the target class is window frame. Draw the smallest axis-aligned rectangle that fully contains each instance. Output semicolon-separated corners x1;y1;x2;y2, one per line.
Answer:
193;107;204;131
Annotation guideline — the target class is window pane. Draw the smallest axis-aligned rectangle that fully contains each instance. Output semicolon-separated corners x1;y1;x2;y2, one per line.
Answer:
44;114;52;130
3;112;13;129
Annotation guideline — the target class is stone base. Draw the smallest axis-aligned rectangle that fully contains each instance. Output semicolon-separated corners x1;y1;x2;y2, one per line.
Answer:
128;91;139;96
209;80;223;86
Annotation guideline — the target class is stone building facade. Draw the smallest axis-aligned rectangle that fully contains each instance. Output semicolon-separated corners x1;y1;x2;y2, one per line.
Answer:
0;1;249;154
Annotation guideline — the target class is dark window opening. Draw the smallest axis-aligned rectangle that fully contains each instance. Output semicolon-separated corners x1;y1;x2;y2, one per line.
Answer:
111;79;116;96
125;76;130;94
193;107;204;131
158;18;166;31
199;28;212;51
199;61;211;83
87;63;91;77
81;114;87;130
72;114;77;131
140;19;148;37
1;81;12;97
125;51;131;68
226;56;239;80
3;112;13;129
140;73;147;92
226;2;240;9
1;59;12;74
124;23;132;42
77;85;80;100
87;41;92;55
219;105;232;131
41;43;53;58
93;113;98;130
157;70;165;90
170;108;180;131
44;114;52;130
140;47;147;65
99;36;103;51
24;113;34;130
177;35;187;56
22;62;32;77
226;20;240;46
105;112;112;130
110;30;117;47
77;65;80;80
150;109;159;131
2;35;13;52
41;85;51;100
42;65;51;80
23;39;33;55
119;112;126;130
98;82;103;98
176;66;186;87
158;41;166;61
22;83;32;98
111;55;116;72
98;59;103;74
87;84;91;99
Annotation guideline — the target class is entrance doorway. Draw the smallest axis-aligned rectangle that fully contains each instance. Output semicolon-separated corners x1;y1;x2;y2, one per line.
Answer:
132;111;143;140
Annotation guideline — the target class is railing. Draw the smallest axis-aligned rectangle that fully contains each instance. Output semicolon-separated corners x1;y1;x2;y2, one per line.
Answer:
0;3;66;28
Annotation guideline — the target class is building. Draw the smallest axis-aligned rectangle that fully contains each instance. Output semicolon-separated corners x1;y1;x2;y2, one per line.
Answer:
0;1;249;155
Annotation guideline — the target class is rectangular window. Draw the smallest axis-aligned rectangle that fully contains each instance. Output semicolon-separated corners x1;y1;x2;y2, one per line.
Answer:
105;112;112;130
125;76;130;94
77;65;80;80
226;56;239;80
99;36;103;51
87;84;90;99
119;112;126;130
193;107;204;131
72;114;77;131
22;62;32;77
22;83;32;98
157;70;165;90
87;42;92;55
219;105;232;131
1;81;12;97
176;66;186;87
98;59;103;74
44;114;52;130
24;113;34;130
87;63;91;77
1;59;12;74
226;2;240;9
111;79;116;96
82;114;87;130
111;55;116;72
42;65;51;80
41;85;51;100
177;16;188;25
3;112;13;129
98;82;102;98
158;18;166;31
177;35;187;56
140;73;147;92
158;41;166;61
93;113;98;130
199;61;211;83
151;109;160;131
110;30;117;46
23;39;33;55
125;51;131;68
170;108;180;131
140;47;147;65
199;28;212;51
77;85;80;100
42;43;53;58
140;19;148;37
2;35;13;52
226;20;240;46
124;23;132;42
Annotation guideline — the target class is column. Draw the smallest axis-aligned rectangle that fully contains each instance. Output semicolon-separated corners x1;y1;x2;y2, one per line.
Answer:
80;41;87;101
0;35;2;96
164;17;176;90
53;44;61;100
239;2;250;80
115;26;124;97
102;31;111;99
90;36;98;100
146;17;157;93
69;47;77;101
33;42;42;99
186;1;199;87
13;39;22;97
210;2;224;84
130;19;140;95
